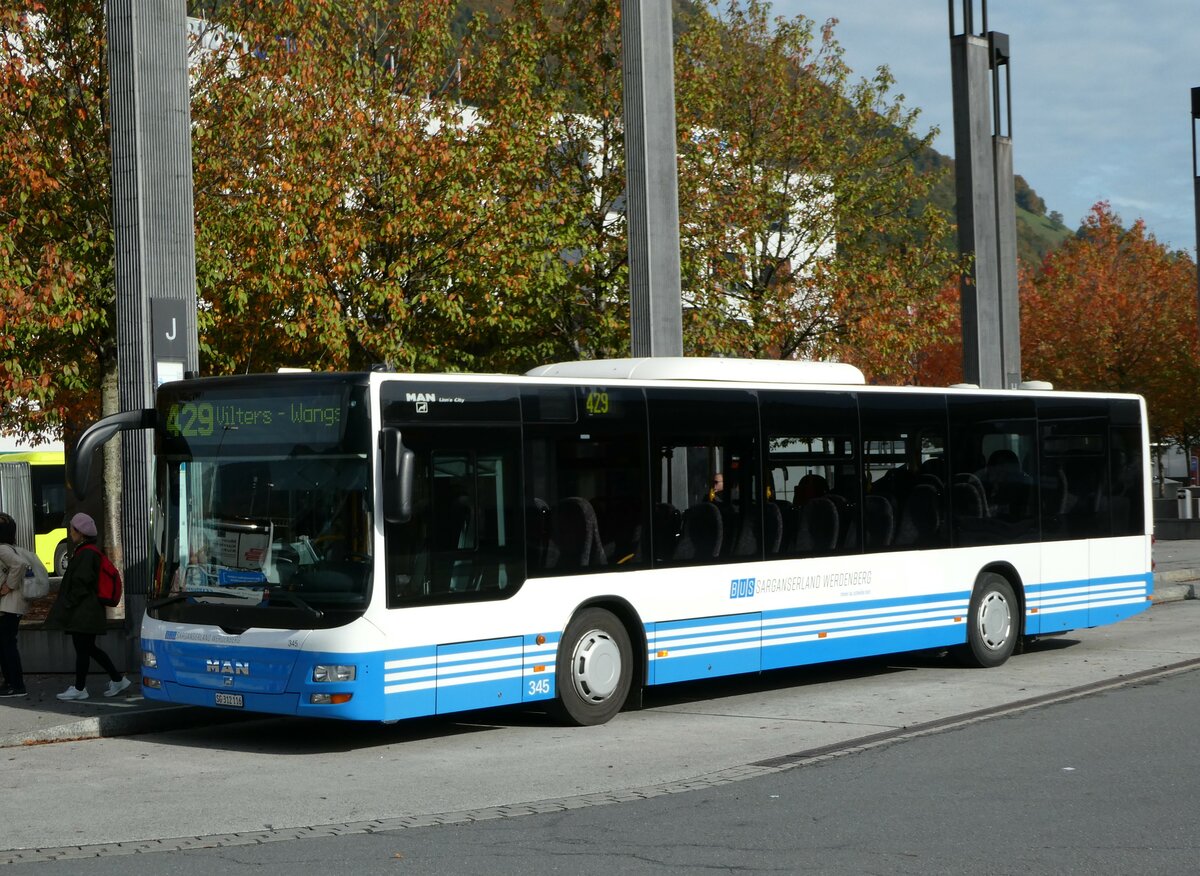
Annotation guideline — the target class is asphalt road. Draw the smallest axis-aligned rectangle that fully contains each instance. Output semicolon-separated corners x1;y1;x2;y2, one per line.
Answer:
6;600;1200;868
21;664;1198;875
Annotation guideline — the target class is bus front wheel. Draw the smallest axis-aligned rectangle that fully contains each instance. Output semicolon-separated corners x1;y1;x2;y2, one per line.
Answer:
958;573;1018;668
53;540;70;576
554;608;633;726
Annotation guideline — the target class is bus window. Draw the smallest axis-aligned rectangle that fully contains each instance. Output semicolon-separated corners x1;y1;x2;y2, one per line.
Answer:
385;428;523;605
860;393;950;552
760;389;860;557
948;396;1037;546
1109;399;1145;537
1038;398;1111;540
647;388;759;566
522;387;649;575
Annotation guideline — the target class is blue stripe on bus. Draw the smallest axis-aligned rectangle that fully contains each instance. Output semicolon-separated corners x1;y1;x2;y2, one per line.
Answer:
433;637;524;714
1025;572;1150;634
381;633;561;718
647;612;762;684
646;591;973;683
761;597;969;670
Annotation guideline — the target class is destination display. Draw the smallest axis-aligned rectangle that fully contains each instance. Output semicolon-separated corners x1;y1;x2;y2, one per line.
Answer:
580;387;637;419
165;398;342;439
159;384;360;453
584;389;611;416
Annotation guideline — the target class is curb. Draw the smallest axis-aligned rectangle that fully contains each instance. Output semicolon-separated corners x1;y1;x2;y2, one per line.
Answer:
0;704;248;749
1152;582;1194;604
1152;566;1197;604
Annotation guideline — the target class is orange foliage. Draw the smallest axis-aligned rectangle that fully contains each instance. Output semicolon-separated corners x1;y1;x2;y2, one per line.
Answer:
1021;202;1200;439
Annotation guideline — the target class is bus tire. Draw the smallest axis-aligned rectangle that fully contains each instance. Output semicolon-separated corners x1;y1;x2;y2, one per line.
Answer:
53;540;70;576
958;573;1018;668
554;608;633;726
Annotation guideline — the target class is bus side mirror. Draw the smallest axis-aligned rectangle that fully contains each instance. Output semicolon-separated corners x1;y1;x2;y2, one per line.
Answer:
70;408;157;500
380;428;415;524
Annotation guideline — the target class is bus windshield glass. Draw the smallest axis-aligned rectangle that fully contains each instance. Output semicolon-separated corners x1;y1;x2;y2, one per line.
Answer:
149;379;372;629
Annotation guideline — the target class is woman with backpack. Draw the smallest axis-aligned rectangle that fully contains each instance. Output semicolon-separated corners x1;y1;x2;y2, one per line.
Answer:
0;511;29;698
45;513;131;701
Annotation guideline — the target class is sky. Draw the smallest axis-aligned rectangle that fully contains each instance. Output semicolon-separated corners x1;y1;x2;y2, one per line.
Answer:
772;0;1200;255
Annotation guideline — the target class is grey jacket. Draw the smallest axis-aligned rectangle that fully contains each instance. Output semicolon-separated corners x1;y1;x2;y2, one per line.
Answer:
0;543;30;616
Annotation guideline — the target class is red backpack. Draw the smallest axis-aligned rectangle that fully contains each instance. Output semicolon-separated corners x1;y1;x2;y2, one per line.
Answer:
78;544;123;607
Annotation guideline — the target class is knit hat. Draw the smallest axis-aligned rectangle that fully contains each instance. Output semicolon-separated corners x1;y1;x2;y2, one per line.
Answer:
70;512;98;538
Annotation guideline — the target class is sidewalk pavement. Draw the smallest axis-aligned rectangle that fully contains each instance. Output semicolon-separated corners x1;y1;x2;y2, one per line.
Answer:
0;672;254;749
1148;536;1200;602
3;543;1197;749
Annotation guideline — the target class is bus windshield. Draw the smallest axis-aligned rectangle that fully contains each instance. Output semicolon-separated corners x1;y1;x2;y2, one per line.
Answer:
149;379;373;629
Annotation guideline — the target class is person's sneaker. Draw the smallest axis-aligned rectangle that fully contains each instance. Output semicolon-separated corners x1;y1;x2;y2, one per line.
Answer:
104;677;132;697
56;686;89;701
0;686;27;698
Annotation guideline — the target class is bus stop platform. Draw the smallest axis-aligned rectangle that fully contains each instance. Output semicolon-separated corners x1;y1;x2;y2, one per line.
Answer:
0;674;234;749
2;543;1197;749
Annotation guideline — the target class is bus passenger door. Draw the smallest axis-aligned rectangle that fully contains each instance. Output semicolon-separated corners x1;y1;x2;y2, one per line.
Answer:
382;425;524;606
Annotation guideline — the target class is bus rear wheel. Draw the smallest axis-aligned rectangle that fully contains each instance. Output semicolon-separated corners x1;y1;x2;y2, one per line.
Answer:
554;608;633;726
958;573;1018;668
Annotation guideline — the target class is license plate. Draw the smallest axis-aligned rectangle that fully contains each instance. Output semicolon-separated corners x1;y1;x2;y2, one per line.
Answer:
214;692;243;708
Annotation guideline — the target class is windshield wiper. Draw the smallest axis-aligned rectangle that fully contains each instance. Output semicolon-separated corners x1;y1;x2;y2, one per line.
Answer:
148;593;191;609
148;584;322;620
268;589;323;620
148;586;266;609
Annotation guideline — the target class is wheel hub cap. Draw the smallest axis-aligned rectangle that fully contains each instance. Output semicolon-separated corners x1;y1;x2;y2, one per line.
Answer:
571;629;621;702
978;591;1012;650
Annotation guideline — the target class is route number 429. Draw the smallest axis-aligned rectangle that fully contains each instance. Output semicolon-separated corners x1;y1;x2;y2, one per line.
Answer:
528;678;552;696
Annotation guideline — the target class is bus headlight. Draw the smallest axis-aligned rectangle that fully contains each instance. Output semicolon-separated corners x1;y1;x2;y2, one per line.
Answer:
312;664;356;683
142;650;158;669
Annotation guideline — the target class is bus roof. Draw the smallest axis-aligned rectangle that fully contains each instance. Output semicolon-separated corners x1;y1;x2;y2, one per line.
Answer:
0;449;64;465
526;357;867;385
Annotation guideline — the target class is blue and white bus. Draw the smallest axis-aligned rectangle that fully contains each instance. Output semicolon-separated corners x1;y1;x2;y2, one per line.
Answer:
73;358;1152;725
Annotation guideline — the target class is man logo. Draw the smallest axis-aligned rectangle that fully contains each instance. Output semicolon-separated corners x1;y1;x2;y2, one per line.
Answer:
405;392;436;403
206;659;250;676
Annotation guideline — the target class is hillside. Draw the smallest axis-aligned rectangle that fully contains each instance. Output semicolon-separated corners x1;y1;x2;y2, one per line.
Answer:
913;143;1071;267
1015;203;1074;265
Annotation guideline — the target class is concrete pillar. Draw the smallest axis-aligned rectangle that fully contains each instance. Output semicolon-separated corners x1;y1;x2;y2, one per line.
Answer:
991;32;1021;389
1192;87;1200;338
950;20;1002;388
622;0;684;357
107;1;199;638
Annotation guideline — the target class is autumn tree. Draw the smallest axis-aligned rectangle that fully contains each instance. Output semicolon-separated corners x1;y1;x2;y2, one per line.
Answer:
483;0;963;373
0;1;112;442
906;277;965;386
3;0;971;442
1021;202;1200;455
189;0;561;375
672;0;960;379
470;0;633;364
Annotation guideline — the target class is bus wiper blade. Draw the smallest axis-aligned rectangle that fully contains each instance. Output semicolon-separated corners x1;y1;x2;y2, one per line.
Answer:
149;587;265;609
269;589;323;619
148;593;191;609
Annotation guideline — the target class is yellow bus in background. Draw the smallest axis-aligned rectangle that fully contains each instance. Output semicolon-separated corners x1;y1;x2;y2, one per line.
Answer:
0;448;69;574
